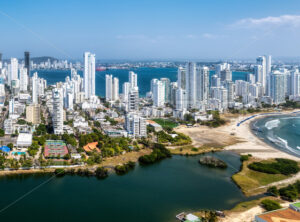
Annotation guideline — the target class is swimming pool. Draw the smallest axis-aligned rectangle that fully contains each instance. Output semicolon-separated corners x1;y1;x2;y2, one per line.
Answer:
11;151;26;155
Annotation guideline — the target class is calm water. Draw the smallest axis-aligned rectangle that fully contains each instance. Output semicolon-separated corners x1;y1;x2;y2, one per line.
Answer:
32;68;248;97
252;114;300;158
0;152;255;222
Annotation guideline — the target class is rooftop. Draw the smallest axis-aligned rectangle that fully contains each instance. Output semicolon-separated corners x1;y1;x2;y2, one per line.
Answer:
83;142;100;153
255;208;300;222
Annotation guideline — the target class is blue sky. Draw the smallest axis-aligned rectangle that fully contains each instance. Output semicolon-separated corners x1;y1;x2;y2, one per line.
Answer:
1;0;300;60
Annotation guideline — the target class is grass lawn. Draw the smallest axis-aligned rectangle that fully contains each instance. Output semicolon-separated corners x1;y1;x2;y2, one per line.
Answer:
232;159;290;196
152;118;178;129
229;196;284;213
169;145;223;155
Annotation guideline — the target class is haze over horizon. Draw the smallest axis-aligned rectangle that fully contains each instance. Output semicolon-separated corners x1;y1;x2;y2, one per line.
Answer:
1;0;300;60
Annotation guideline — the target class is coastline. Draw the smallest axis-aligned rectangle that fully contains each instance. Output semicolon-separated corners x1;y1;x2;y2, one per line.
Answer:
224;110;300;161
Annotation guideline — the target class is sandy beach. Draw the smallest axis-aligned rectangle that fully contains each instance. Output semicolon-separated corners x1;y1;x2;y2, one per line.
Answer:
176;110;300;161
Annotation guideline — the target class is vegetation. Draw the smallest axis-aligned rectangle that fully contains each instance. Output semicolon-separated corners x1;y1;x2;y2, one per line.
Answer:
261;199;281;211
114;161;136;175
54;168;66;177
267;186;279;197
279;184;299;201
240;154;251;162
156;131;191;145
0;129;5;137
201;111;226;128
62;133;77;147
248;158;299;175
95;167;108;179
152;118;178;129
232;159;290;196
139;143;171;164
199;156;227;169
27;141;40;156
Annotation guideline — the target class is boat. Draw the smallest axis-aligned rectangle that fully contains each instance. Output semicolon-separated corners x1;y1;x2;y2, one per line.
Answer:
96;67;106;71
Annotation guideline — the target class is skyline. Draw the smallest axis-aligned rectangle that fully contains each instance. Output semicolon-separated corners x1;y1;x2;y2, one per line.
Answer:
1;0;300;60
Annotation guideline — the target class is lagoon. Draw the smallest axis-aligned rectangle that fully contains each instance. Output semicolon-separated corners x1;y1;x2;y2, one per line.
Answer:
0;152;255;222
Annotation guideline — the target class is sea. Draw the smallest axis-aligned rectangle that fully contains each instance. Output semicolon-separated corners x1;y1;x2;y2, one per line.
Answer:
32;68;248;97
252;114;300;158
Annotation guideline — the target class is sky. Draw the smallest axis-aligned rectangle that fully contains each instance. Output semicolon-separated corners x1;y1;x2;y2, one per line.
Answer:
1;0;300;60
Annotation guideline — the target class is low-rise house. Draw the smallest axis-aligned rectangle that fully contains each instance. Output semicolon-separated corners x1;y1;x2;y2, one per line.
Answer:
254;204;300;222
146;120;163;132
83;142;100;153
16;133;32;148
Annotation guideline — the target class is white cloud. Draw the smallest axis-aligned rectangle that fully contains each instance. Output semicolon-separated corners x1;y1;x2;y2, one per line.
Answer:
202;33;217;39
232;14;300;28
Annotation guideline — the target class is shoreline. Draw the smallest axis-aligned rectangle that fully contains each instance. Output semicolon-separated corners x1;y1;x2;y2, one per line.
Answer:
224;110;300;161
0;148;152;177
249;113;300;158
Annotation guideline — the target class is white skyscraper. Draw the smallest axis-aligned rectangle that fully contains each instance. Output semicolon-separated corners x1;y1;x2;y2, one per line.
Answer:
152;80;165;107
105;74;113;101
19;67;28;92
216;63;230;77
256;56;267;94
122;82;130;102
290;69;300;96
52;88;64;134
177;66;186;90
113;77;119;101
196;66;209;103
84;52;95;99
176;88;187;110
125;113;146;138
8;58;18;86
105;74;119;102
185;62;197;108
270;71;285;105
129;71;138;90
32;72;39;104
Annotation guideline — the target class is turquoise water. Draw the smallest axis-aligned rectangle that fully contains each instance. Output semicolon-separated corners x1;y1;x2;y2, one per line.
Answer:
11;152;26;155
32;68;248;97
0;152;259;222
252;114;300;157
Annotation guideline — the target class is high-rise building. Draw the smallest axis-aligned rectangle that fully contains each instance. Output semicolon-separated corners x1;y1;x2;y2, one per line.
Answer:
270;71;285;105
128;89;139;111
185;62;197;108
122;82;130;102
176;88;187;110
211;75;220;87
160;78;171;103
177;66;186;90
19;67;28;92
216;63;230;77
32;72;39;104
220;69;232;82
129;71;138;90
105;74;113;101
113;77;119;101
256;56;267;94
8;58;18;86
105;74;119;102
125;113;146;138
84;52;95;99
290;69;300;96
197;66;209;103
52;88;64;134
24;51;30;83
26;104;41;124
152;80;165;107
